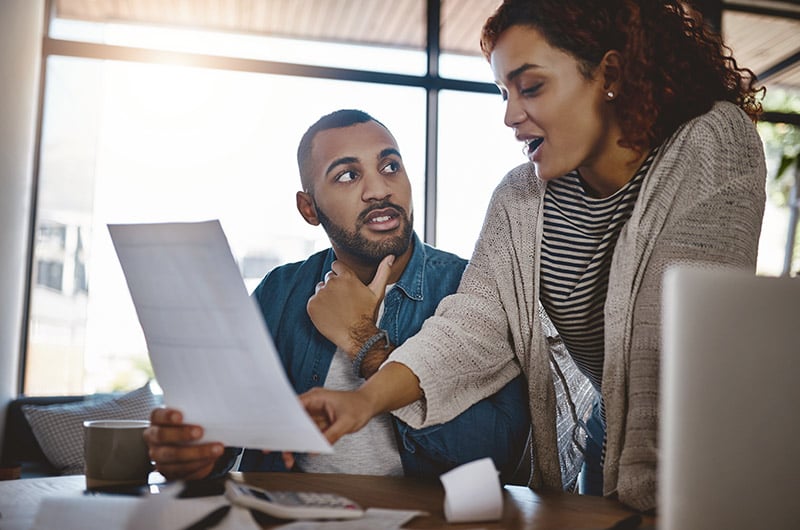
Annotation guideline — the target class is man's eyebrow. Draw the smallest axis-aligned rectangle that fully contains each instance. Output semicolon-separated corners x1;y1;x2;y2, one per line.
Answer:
324;149;401;176
379;148;402;159
325;156;358;176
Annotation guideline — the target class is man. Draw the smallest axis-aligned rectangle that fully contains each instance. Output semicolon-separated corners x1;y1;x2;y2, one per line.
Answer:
144;109;529;482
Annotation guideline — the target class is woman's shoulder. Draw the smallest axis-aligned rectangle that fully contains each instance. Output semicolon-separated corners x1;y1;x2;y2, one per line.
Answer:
673;101;759;148
656;101;764;182
494;161;544;198
652;101;766;198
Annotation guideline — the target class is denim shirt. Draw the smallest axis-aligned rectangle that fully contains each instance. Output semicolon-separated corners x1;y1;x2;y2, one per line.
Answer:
239;232;530;481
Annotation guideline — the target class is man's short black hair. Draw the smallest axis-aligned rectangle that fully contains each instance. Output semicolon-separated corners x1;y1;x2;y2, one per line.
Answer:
297;109;390;192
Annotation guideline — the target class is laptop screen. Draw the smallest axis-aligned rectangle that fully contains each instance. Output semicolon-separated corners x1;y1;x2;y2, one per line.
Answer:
660;266;799;530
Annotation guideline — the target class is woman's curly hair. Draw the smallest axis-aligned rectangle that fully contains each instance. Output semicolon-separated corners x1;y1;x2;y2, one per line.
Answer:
480;0;764;153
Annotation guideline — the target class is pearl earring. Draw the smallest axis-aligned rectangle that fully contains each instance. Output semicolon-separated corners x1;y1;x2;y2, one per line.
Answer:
607;91;615;99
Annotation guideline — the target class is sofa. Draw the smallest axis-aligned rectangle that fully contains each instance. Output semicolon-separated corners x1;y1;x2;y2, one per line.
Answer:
1;395;89;478
0;382;159;479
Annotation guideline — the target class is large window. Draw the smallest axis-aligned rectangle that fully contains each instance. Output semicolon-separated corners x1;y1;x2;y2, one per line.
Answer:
25;0;513;395
23;0;799;395
26;55;434;395
437;90;523;257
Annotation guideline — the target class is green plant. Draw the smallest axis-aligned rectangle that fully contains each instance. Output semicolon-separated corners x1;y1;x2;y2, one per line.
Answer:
757;87;800;276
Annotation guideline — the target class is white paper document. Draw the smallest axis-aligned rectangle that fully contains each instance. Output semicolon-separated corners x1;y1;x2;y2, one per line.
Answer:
32;493;259;530
109;220;332;453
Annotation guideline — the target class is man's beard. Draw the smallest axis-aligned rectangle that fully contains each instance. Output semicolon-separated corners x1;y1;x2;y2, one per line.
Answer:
315;200;413;265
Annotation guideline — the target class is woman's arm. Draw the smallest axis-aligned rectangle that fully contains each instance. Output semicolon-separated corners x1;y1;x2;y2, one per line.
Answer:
300;361;422;444
387;166;537;428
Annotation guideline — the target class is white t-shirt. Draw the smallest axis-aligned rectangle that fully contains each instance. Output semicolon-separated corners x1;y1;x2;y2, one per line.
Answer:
294;287;404;476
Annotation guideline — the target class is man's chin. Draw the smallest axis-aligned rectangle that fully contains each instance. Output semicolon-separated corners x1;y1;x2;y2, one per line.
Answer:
373;239;409;259
359;236;409;262
362;226;408;245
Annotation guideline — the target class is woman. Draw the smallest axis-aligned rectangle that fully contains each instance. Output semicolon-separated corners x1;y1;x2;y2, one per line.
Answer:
302;0;766;511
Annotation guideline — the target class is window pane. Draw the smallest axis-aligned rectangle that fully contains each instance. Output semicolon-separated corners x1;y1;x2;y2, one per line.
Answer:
440;0;499;82
440;52;495;84
26;55;426;395
436;90;524;258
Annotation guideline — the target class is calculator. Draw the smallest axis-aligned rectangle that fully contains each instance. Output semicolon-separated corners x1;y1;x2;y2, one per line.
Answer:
224;481;365;520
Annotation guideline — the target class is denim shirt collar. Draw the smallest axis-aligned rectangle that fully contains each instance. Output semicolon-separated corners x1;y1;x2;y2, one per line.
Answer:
319;231;426;302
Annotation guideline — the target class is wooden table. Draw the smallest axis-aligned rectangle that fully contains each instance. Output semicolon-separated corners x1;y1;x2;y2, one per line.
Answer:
239;472;656;529
0;473;655;529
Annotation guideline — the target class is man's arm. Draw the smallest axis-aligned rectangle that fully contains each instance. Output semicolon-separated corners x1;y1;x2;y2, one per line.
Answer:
307;254;398;378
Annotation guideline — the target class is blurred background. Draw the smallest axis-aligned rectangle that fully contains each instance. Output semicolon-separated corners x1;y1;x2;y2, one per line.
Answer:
16;0;800;396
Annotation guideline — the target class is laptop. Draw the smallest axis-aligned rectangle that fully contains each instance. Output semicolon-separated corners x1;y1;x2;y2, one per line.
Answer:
660;266;799;529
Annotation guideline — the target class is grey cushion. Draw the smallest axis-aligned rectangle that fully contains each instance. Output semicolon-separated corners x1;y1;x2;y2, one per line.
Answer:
21;382;159;475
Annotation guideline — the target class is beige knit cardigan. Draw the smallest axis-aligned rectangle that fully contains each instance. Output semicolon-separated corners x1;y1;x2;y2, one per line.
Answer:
389;101;766;511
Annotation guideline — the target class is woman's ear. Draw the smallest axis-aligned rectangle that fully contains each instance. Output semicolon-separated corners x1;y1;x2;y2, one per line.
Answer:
296;191;320;226
600;50;623;100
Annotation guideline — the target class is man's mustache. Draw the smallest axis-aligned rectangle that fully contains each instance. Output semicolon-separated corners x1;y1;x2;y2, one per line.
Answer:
357;201;408;224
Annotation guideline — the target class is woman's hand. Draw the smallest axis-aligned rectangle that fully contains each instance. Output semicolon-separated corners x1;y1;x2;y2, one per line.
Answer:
300;362;424;444
300;387;379;445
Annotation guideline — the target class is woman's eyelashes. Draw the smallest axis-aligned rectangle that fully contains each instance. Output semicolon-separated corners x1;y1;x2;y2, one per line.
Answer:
521;82;543;96
498;81;543;101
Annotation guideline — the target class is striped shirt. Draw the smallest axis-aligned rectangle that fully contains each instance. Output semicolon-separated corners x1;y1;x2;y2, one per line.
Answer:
540;151;656;392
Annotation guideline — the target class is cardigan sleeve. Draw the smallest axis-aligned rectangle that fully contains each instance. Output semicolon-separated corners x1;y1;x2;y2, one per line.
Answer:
387;168;537;428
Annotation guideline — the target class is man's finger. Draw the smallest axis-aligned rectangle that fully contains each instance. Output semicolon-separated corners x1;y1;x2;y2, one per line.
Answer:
149;442;223;464
150;407;183;425
368;254;395;296
144;423;204;444
329;260;354;278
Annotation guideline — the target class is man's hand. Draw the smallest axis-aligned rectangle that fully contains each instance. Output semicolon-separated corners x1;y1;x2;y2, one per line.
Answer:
143;407;224;481
307;254;394;356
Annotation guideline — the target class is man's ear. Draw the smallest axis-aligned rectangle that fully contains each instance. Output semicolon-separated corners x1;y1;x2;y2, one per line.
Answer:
599;50;623;99
296;191;321;226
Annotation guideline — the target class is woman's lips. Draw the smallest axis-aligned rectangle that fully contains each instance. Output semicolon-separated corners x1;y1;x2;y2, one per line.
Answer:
526;137;544;160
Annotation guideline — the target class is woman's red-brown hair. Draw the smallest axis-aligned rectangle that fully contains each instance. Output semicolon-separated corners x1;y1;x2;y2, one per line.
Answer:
480;0;763;153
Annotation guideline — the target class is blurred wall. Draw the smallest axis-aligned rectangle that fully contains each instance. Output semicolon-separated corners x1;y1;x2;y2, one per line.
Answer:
0;0;45;452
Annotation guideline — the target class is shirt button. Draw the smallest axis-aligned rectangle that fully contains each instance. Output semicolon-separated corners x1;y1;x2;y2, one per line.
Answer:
311;374;319;382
